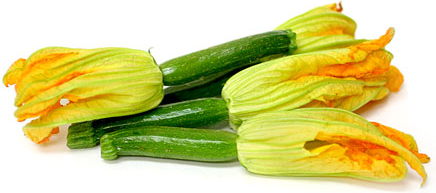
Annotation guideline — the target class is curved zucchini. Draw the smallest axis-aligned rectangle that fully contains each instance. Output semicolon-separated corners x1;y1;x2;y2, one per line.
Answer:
160;29;297;86
101;126;238;162
67;98;228;149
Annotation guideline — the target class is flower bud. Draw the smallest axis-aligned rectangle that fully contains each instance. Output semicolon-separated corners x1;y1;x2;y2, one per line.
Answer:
3;47;163;143
222;28;402;128
237;108;428;185
276;3;356;39
276;3;363;54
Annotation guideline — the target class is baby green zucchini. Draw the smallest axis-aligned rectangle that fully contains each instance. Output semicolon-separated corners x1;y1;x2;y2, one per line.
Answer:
67;98;228;149
161;70;236;104
101;126;238;162
160;29;297;86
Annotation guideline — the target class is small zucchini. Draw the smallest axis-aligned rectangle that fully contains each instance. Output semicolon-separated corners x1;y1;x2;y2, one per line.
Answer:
161;70;236;104
160;29;297;86
67;98;228;149
101;126;238;162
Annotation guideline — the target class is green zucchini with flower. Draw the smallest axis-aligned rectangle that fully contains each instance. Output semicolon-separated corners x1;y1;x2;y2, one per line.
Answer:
163;2;363;103
98;108;429;185
4;30;297;143
66;3;368;147
223;28;403;128
4;3;356;144
2;2;430;187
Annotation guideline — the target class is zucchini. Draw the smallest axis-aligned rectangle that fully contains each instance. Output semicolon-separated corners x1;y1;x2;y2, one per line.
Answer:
161;70;235;104
160;29;297;86
67;98;228;149
101;126;238;162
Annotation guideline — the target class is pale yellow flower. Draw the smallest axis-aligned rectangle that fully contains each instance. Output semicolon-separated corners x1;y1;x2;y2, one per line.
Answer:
4;47;163;143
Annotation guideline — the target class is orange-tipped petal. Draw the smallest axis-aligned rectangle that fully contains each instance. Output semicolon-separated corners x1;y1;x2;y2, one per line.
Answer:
317;50;393;78
382;66;404;92
23;127;59;144
371;122;430;163
331;2;343;12
349;28;394;59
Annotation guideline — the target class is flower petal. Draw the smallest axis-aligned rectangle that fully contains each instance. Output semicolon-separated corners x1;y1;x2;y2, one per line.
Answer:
371;122;430;163
382;66;404;92
295;34;366;54
275;3;356;39
3;58;26;87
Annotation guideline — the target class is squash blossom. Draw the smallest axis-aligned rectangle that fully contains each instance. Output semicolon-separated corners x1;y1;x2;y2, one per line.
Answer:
222;28;403;128
276;3;356;39
3;47;164;144
237;108;429;185
276;3;366;54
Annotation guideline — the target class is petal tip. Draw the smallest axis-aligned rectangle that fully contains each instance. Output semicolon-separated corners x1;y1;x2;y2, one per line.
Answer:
331;2;343;12
24;126;60;144
3;58;26;87
347;28;396;59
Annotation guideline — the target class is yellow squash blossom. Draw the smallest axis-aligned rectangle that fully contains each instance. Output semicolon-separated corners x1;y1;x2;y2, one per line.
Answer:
222;28;402;128
276;3;365;54
276;3;356;38
237;108;429;185
3;47;163;144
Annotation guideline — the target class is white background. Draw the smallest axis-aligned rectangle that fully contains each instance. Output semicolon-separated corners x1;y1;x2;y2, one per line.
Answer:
0;0;435;192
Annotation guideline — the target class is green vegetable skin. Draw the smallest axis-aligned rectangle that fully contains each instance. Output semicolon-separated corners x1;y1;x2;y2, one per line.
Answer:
67;98;228;149
161;70;236;104
101;126;238;162
160;29;297;86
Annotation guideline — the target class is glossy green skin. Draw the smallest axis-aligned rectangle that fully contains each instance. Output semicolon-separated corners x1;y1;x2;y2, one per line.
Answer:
67;98;229;149
67;121;97;148
161;71;234;104
100;126;238;162
160;29;297;86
